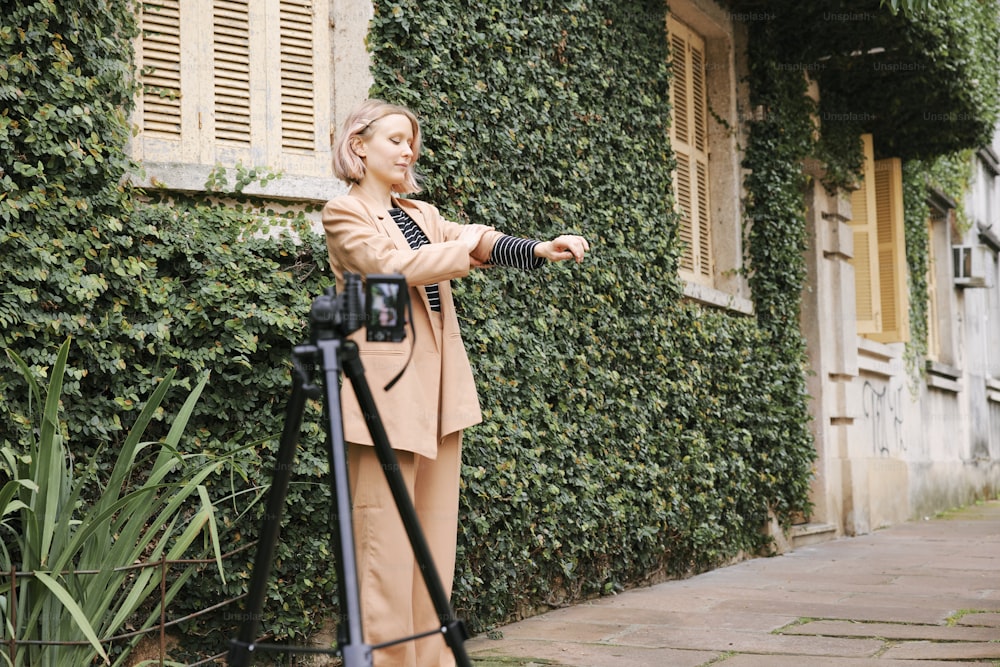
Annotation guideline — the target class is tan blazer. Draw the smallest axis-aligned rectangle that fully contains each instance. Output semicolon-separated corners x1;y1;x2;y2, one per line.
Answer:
321;192;500;459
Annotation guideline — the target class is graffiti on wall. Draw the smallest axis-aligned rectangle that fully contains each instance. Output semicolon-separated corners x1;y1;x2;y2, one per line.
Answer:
862;379;905;456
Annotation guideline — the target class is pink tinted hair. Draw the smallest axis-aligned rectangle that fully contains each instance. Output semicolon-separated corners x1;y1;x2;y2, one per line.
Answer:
332;99;423;194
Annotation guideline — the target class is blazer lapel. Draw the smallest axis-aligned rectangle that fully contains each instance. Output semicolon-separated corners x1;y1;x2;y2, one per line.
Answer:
372;202;410;250
395;198;435;241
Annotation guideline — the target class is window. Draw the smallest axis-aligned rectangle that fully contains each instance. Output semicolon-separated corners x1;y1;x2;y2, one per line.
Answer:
134;0;334;184
664;5;751;312
668;15;712;285
849;134;910;343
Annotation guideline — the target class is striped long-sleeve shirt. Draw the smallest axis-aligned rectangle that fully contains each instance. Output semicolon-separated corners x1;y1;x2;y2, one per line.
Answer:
388;207;545;312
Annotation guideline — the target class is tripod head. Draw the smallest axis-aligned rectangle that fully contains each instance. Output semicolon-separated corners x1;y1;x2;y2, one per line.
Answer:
310;274;365;342
310;273;408;344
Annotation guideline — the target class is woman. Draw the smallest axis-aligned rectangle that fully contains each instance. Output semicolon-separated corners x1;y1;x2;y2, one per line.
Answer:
322;99;589;667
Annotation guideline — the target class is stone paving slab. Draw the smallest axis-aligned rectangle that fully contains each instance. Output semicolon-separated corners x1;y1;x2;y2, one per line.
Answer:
714;656;995;667
533;605;798;633
780;619;1000;641
709;598;952;625
881;640;1000;660
471;642;718;667
957;611;1000;627
495;619;631;643
613;625;884;657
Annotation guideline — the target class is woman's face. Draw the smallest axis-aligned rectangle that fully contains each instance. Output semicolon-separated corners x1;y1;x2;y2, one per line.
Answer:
356;113;415;189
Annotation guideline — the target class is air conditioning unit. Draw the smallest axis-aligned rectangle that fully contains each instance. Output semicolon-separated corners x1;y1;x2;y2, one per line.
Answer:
953;244;993;288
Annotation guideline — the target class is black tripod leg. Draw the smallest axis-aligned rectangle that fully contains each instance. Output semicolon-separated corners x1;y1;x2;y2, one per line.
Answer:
228;378;310;666
315;338;371;667
340;342;472;667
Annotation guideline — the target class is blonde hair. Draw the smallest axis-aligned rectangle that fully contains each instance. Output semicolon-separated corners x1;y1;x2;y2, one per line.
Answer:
332;99;423;194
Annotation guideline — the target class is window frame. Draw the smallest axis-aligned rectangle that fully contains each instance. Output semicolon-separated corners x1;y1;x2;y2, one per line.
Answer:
131;0;354;200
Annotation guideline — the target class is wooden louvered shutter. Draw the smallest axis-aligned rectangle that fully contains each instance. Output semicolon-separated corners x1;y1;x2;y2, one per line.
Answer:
138;0;191;163
273;0;332;174
668;16;712;284
925;218;940;360
280;0;316;151
139;1;181;138
849;134;882;334
849;135;910;343
214;0;252;146
870;156;909;343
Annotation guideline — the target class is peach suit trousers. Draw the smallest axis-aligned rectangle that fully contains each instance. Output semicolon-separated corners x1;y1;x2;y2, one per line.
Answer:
347;430;462;667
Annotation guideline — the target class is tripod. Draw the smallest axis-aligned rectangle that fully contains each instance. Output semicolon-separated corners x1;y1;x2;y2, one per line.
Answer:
227;289;471;666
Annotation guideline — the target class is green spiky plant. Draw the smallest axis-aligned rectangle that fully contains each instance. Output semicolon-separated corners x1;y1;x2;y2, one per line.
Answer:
0;338;233;666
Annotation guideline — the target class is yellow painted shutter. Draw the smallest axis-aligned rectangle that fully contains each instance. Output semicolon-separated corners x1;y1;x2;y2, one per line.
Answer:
870;156;909;343
667;16;712;284
925;218;940;360
849;134;882;334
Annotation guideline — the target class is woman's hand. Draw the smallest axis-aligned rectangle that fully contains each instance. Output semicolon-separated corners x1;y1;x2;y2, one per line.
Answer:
535;235;590;263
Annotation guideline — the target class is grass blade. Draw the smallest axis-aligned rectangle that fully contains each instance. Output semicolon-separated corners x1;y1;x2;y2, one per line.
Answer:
33;339;71;569
32;571;110;665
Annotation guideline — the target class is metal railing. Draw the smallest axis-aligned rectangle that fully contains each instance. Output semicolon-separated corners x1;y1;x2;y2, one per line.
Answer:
1;545;260;666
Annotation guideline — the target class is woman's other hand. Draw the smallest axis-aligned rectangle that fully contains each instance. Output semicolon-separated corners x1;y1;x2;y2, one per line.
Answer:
535;235;590;263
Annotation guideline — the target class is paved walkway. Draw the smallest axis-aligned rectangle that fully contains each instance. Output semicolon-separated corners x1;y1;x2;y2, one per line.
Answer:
466;500;1000;666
